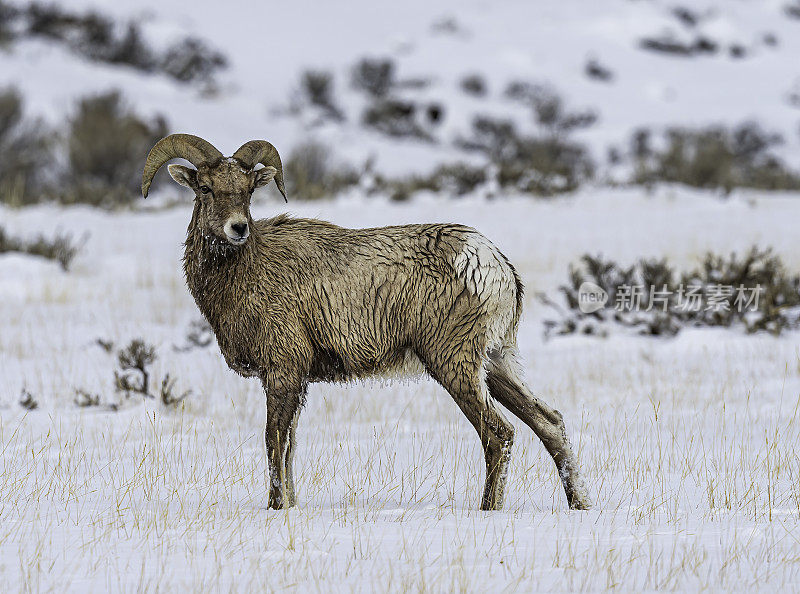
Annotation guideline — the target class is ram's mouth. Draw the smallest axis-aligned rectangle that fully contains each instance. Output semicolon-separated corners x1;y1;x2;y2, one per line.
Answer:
227;236;248;245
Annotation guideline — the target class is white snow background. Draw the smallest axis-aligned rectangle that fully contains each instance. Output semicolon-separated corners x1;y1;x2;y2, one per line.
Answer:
2;0;800;591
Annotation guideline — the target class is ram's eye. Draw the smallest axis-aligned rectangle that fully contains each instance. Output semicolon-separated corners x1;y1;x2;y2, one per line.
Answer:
199;185;211;194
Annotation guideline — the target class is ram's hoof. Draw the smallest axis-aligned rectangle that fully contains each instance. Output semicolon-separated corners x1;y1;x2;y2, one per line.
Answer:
568;494;592;510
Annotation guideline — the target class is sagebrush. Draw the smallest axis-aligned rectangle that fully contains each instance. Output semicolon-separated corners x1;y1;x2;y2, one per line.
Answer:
543;247;800;337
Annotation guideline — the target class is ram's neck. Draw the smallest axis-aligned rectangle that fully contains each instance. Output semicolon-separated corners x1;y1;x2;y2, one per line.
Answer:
182;204;254;330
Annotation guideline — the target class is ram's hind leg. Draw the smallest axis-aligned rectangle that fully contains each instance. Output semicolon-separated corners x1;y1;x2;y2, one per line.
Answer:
427;355;515;511
486;350;591;510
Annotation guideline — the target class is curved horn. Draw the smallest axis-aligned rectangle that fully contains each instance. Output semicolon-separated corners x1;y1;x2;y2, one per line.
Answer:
232;140;287;202
141;134;223;198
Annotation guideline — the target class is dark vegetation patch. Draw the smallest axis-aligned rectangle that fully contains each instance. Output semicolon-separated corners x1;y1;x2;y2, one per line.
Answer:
160;37;227;86
628;123;800;192
639;33;720;57
671;6;701;28
296;69;345;122
348;57;442;140
60;90;168;207
431;16;465;36
503;81;598;132
0;87;170;208
0;224;85;270
457;81;598;196
76;338;191;410
3;2;227;85
638;11;758;61
0;87;51;206
785;2;800;20
542;247;800;338
0;1;18;46
459;73;488;96
362;98;439;142
374;162;487;201
585;58;614;83
351;57;395;98
174;319;214;352
19;388;38;410
284;141;360;200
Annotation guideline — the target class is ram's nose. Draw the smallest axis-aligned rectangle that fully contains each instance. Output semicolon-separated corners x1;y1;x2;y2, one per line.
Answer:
224;218;250;244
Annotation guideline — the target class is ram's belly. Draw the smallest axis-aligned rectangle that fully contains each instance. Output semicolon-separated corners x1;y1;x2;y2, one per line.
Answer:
357;348;427;381
308;346;426;384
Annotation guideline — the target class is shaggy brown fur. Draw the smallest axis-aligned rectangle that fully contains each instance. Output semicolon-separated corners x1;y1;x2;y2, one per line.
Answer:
142;134;591;511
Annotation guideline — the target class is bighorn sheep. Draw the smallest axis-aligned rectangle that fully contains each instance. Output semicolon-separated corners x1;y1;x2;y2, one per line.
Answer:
142;134;590;511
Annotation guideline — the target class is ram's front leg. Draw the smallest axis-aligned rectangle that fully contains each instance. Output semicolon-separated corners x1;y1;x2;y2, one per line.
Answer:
264;382;304;510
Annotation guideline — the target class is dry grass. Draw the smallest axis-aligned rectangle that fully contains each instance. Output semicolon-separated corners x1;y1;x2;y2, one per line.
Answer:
3;343;800;591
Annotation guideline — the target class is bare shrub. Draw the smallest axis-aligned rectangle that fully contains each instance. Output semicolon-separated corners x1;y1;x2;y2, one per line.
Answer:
456;115;518;158
300;70;333;107
682;248;800;332
431;15;466;36
460;73;488;97
585;59;614;82
104;22;156;70
631;122;800;192
161;37;227;85
492;86;597;192
433;163;486;195
284;142;359;200
19;389;38;410
95;338;114;353
374;172;439;202
174;320;214;352
19;3;226;84
61;90;168;207
375;162;486;201
75;338;193;409
74;389;101;407
114;339;156;398
505;82;597;133
297;69;344;121
362;99;434;141
351;57;395;97
639;34;719;56
497;136;594;194
672;6;700;27
729;44;747;59
0;87;51;206
158;374;190;407
785;2;800;19
0;1;19;45
457;113;594;195
542;247;800;338
25;4;156;70
0;225;85;270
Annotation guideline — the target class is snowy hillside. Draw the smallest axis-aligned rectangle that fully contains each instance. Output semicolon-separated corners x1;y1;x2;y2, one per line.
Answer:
2;0;800;180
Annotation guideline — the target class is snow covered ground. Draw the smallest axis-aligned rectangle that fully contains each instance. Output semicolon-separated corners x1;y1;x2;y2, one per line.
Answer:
2;187;800;591
3;0;800;590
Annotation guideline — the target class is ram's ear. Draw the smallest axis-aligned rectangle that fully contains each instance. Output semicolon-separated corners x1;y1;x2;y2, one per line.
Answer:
168;164;198;189
253;166;277;189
